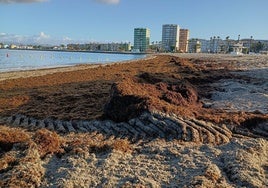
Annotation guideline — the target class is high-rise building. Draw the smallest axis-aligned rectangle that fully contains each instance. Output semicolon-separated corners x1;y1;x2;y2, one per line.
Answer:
162;24;180;52
179;29;189;53
133;28;150;52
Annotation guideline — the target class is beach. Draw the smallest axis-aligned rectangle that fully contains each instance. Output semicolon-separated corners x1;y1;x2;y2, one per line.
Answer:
0;54;267;187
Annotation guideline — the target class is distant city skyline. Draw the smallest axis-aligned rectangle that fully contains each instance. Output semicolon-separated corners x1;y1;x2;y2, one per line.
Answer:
1;0;267;45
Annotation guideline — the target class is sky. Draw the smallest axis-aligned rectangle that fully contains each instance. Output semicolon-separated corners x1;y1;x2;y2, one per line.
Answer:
0;0;268;45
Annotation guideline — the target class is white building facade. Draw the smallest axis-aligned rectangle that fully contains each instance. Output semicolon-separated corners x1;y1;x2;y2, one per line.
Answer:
162;24;180;52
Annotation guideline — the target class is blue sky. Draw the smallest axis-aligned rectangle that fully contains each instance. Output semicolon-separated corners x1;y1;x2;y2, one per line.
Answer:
0;0;267;45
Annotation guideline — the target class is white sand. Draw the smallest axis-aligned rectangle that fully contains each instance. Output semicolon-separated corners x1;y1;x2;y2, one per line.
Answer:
40;138;267;187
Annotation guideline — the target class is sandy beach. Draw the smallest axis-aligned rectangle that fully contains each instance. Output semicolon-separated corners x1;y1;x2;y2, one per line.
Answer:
0;54;267;187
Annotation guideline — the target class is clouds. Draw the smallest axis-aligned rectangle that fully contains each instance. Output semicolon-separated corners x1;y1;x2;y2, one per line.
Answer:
94;0;120;5
0;32;75;45
38;32;50;39
0;0;47;4
0;32;48;44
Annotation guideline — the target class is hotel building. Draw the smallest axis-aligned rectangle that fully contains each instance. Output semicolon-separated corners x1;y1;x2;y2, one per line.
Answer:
162;24;180;52
133;28;150;52
179;29;189;53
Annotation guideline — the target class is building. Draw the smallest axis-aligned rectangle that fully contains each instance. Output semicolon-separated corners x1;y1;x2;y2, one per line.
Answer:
209;36;227;53
149;41;162;52
119;42;131;51
162;24;180;52
133;28;150;52
188;39;201;53
258;40;268;50
230;42;244;55
10;44;17;49
67;42;131;52
198;39;210;53
247;39;268;53
179;29;189;52
241;38;253;51
187;38;216;53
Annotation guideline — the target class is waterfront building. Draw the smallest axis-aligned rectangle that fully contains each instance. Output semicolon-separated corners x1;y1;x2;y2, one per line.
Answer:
162;24;180;52
10;44;17;49
133;28;150;52
258;40;268;51
198;39;210;53
149;41;162;52
230;42;244;55
243;39;268;53
188;39;201;53
209;36;226;53
179;29;189;53
99;43;131;51
241;38;253;51
118;42;131;51
67;42;131;52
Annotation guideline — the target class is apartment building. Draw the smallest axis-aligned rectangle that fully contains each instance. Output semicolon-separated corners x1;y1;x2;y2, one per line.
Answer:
162;24;180;52
179;29;189;52
133;28;150;52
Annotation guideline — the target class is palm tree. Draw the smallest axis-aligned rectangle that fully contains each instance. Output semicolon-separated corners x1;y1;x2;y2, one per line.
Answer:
249;36;253;53
209;37;213;53
213;36;216;53
216;36;220;53
226;36;230;53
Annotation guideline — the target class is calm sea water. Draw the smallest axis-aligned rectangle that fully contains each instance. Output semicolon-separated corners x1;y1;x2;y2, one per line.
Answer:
0;49;145;72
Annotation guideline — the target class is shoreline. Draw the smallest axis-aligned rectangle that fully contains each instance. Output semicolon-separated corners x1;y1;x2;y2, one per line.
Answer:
1;51;267;79
0;54;155;81
1;48;150;55
0;48;149;76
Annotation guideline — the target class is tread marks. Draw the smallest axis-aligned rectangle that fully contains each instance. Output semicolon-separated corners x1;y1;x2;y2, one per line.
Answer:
1;112;234;144
128;119;147;139
38;120;46;129
12;115;24;126
118;122;141;141
94;121;111;136
82;121;98;132
109;123;129;139
163;119;184;139
134;118;157;137
189;119;231;144
64;121;76;132
28;118;38;130
54;120;67;133
143;114;176;138
71;120;87;133
47;121;55;131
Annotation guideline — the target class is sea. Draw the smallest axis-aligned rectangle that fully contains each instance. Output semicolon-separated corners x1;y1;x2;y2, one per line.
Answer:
0;49;145;72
